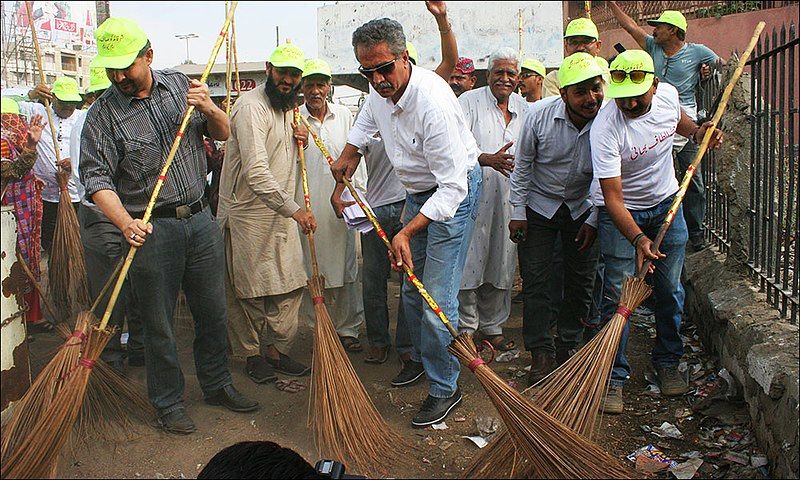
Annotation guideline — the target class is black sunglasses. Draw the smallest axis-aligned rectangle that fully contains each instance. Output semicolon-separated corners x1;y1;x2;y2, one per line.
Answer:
610;70;654;84
358;58;400;80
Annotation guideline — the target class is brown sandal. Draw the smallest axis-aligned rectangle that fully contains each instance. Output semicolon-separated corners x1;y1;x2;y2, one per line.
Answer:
364;345;390;364
339;336;363;352
482;334;516;352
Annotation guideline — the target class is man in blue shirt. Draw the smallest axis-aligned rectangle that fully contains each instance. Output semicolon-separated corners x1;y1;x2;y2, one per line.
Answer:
609;2;720;251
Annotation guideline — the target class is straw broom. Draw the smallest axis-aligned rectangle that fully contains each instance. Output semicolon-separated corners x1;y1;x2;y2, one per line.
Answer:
464;21;766;479
0;8;238;478
294;109;409;474
21;1;89;322
302;118;634;478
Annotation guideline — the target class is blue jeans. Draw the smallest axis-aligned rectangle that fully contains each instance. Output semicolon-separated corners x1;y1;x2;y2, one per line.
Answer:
401;167;481;398
598;196;688;386
362;200;413;355
675;141;705;242
129;207;232;416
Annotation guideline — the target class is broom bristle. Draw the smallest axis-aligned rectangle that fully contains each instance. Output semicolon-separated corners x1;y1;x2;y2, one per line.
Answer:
307;274;410;474
450;333;635;479
49;170;90;322
465;277;653;478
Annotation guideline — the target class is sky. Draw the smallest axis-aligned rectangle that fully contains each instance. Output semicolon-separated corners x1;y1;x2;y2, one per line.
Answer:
109;1;333;69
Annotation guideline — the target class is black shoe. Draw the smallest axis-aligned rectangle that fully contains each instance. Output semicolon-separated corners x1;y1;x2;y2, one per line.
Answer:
246;355;277;384
265;353;310;376
691;237;709;252
158;409;196;435
411;389;463;427
205;384;260;412
555;347;576;366
391;360;425;387
128;353;145;367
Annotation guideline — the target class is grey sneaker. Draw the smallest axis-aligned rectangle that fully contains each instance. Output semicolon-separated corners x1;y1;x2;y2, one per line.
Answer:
657;366;689;396
600;385;624;414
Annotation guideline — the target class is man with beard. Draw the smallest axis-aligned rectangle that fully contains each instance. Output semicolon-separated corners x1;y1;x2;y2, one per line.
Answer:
509;53;604;385
518;58;546;103
542;18;608;98
298;58;367;352
80;17;258;434
457;47;527;352
590;50;721;413
333;18;481;427
218;43;315;385
448;57;476;97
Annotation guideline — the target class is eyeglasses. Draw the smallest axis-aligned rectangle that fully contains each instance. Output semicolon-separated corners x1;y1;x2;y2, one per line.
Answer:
610;70;654;84
521;72;541;79
566;36;597;47
358;58;400;80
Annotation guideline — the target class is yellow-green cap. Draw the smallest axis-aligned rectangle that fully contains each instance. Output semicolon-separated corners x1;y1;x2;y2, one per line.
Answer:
564;17;599;40
606;50;656;99
406;41;418;64
52;76;83;102
647;11;688;32
93;17;148;70
1;97;20;115
270;42;305;71
86;56;112;94
302;58;332;79
521;58;546;77
558;52;607;88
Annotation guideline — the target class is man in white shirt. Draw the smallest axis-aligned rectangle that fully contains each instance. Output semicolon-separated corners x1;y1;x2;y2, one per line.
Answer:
457;47;527;351
332;17;481;427
298;58;367;352
21;76;86;253
590;50;721;414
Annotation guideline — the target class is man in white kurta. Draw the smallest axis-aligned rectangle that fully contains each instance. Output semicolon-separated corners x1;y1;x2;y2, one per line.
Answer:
457;48;527;349
298;59;368;351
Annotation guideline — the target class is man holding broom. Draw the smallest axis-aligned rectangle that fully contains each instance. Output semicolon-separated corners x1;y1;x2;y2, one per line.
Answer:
80;17;258;434
218;42;315;384
590;50;722;413
333;17;481;427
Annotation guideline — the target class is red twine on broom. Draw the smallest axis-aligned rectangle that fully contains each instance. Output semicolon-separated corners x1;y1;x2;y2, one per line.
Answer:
467;358;486;372
616;305;633;319
79;358;96;369
312;296;325;305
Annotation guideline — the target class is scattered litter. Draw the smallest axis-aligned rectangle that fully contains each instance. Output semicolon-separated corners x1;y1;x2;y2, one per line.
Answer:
653;421;683;439
669;458;703;479
121;332;129;345
422;457;431;465
640;425;652;433
750;455;768;468
250;419;256;428
627;444;678;469
195;464;203;471
717;368;738;398
462;435;489;449
675;408;693;420
475;416;499;437
523;365;531;372
495;349;520;363
453;414;467;423
423;436;437;446
680;451;702;459
723;451;750;465
636;454;670;474
275;379;306;393
514;370;527;378
506;380;519;388
438;440;453;451
431;422;449;431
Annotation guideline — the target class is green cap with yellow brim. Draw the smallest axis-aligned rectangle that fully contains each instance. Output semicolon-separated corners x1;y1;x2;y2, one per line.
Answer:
1;96;20;115
406;41;418;64
93;17;148;70
521;58;546;77
647;10;688;32
302;58;332;79
564;17;599;40
86;57;112;94
558;52;607;88
270;42;305;71
605;50;656;99
52;76;83;102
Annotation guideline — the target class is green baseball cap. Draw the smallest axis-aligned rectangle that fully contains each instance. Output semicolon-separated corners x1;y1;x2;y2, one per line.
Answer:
52;76;83;102
93;17;148;70
1;97;20;115
606;50;656;99
647;10;688;32
558;52;606;88
406;42;418;64
270;42;305;71
302;58;332;79
564;17;599;40
521;58;546;77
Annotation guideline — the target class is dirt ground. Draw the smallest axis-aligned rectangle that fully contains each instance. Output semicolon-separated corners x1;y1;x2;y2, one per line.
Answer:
21;275;766;479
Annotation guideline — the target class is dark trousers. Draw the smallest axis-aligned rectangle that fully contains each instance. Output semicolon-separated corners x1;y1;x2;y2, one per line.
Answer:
128;207;232;417
79;206;143;365
518;205;599;354
42;200;80;253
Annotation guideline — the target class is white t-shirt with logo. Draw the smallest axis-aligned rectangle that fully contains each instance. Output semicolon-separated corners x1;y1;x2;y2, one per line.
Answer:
590;82;681;210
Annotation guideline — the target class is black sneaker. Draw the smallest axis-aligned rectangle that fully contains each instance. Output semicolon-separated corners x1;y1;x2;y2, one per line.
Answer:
391;360;425;387
246;355;278;384
204;384;260;412
158;408;197;435
411;389;463;427
265;353;310;377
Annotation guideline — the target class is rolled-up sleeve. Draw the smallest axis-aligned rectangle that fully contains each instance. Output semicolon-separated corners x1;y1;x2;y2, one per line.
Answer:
347;97;377;152
509;111;537;221
80;107;119;201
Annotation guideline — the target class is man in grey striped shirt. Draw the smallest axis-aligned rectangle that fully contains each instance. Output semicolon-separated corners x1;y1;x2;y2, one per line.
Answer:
80;17;257;435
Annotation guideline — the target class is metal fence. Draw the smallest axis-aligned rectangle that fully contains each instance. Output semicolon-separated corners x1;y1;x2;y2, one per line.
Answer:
701;22;799;324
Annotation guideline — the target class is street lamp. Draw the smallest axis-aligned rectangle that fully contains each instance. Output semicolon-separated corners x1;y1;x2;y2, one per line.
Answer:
175;33;199;64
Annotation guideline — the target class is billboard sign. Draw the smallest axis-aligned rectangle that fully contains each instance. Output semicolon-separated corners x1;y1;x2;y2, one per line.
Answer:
10;1;97;51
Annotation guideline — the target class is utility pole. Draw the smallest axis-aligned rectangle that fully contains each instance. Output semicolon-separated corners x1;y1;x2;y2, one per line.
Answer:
175;33;198;64
276;26;279;47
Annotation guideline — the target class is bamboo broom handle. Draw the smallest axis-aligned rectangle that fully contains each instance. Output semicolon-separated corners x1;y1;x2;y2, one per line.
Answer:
293;109;323;279
232;14;241;98
16;252;58;321
90;258;124;314
24;1;64;176
300;116;459;339
224;1;233;116
637;21;765;279
98;2;239;331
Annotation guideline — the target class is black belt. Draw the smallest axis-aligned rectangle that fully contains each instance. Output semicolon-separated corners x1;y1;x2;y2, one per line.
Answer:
130;197;207;219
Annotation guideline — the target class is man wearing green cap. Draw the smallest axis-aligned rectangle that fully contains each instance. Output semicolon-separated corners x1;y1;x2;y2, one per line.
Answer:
80;17;258;434
518;58;546;103
82;62;112;107
298;58;367;353
543;17;609;98
509;52;604;385
20;76;86;256
610;2;720;251
219;42;315;385
590;50;722;413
